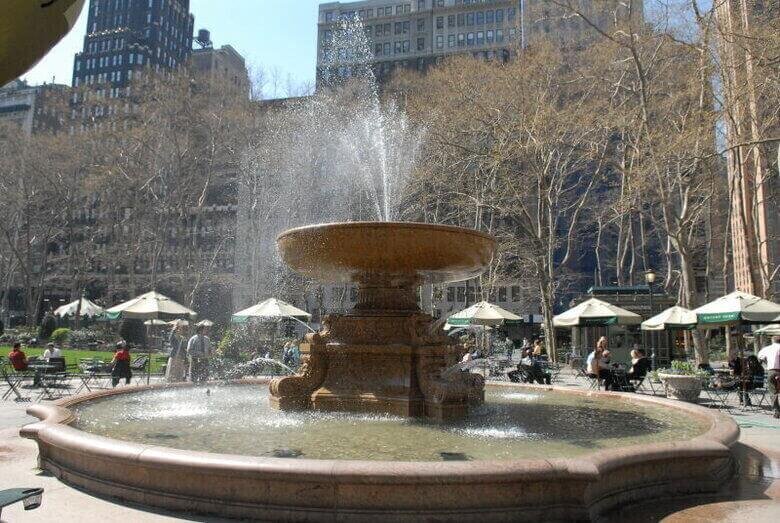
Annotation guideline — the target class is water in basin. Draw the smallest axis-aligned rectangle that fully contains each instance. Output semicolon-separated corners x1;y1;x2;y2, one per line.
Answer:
70;385;708;462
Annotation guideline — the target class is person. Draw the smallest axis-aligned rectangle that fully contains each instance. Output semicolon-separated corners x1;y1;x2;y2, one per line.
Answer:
521;351;552;385
461;350;473;364
166;323;188;383
42;342;61;361
8;342;29;371
757;335;780;418
110;341;132;387
187;325;212;383
587;337;614;391
626;348;651;382
282;341;293;366
532;339;545;357
729;352;766;405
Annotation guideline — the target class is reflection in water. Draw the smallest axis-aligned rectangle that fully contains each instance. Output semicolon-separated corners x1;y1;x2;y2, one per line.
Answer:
71;385;707;462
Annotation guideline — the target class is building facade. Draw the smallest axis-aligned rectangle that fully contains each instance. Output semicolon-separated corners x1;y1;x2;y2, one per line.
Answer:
0;80;70;135
72;0;194;93
317;0;641;84
715;0;779;298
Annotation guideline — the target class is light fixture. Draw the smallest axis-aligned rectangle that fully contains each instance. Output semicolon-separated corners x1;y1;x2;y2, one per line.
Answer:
644;269;656;284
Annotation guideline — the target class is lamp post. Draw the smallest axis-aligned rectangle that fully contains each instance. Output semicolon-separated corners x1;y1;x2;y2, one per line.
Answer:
645;269;656;369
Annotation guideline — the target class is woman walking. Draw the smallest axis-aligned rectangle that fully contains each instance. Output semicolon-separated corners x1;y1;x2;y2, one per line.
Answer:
166;322;188;382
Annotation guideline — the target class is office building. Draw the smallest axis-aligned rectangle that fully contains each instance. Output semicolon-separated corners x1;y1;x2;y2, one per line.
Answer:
0;80;70;135
72;0;194;94
716;0;778;296
317;0;642;84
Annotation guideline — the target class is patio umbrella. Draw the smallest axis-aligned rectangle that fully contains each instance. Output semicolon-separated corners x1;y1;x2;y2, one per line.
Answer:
105;291;197;321
553;298;642;327
694;291;780;404
196;319;214;327
106;291;196;384
231;298;311;324
753;322;780;336
694;291;780;327
53;297;105;318
143;319;169;326
641;306;697;331
446;301;522;327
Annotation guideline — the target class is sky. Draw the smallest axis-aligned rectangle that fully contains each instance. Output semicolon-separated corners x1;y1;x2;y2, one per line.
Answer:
23;0;322;98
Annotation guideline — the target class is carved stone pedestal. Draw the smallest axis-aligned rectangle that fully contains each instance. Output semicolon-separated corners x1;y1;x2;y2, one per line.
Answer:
270;312;483;421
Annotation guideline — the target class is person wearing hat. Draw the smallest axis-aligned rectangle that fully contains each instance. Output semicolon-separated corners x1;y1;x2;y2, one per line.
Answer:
110;341;132;387
42;342;61;361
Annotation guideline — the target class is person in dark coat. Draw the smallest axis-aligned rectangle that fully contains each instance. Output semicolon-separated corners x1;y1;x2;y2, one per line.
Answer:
111;341;132;387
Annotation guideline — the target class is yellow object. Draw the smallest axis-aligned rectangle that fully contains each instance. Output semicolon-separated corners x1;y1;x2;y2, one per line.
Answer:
0;0;85;85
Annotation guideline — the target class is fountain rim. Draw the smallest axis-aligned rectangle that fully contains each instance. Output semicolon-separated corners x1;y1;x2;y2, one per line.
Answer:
275;221;498;245
21;379;738;474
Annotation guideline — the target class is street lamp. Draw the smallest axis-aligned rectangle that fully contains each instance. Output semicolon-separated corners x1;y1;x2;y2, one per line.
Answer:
645;269;656;369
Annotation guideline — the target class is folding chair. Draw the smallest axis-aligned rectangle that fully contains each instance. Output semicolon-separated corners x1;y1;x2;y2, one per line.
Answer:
742;376;768;412
1;365;32;402
700;377;733;410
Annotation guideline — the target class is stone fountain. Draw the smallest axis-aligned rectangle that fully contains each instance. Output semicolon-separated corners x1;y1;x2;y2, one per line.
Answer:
269;221;496;420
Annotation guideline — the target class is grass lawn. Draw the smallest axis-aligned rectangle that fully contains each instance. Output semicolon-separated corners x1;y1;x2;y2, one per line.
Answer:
2;346;167;372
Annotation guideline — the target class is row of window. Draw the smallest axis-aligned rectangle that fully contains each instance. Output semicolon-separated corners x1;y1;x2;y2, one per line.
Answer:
435;27;515;48
86;37;126;54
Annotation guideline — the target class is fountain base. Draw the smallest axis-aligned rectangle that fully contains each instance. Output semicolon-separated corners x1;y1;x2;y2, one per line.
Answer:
270;312;483;421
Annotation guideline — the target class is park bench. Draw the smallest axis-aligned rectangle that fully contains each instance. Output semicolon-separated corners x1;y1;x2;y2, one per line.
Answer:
0;488;43;518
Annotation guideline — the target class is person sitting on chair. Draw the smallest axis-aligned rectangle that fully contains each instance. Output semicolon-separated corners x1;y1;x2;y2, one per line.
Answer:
627;349;651;382
8;342;28;371
587;338;614;391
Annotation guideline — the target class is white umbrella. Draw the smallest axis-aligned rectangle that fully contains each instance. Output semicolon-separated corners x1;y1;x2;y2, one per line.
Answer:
232;298;311;324
105;291;197;321
694;291;780;327
553;297;642;327
753;322;780;336
53;297;104;318
144;319;168;326
446;301;521;327
196;319;214;327
641;306;698;331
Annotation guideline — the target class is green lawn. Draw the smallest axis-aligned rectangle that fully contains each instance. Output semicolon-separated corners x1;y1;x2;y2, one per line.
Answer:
2;346;167;372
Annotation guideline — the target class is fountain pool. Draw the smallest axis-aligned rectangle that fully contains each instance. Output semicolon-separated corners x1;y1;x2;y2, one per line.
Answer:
69;384;707;462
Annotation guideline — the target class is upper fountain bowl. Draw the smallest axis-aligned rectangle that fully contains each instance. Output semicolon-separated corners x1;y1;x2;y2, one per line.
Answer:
277;222;496;284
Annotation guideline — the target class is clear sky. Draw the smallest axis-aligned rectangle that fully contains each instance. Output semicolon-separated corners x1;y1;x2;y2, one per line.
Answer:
23;0;322;98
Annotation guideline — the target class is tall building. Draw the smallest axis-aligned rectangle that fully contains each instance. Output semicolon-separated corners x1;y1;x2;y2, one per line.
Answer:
0;80;70;135
715;0;779;297
317;0;641;84
72;0;194;92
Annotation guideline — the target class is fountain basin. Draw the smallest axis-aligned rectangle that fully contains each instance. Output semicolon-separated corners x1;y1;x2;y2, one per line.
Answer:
21;381;738;522
277;221;497;284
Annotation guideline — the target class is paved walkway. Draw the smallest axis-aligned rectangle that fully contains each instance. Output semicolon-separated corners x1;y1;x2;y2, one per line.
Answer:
0;369;778;522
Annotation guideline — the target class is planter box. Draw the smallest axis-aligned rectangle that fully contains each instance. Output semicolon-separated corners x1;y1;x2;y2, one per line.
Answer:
659;373;702;402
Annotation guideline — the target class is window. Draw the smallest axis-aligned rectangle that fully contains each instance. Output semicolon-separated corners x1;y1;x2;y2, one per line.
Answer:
417;18;425;31
466;12;474;26
457;287;465;302
496;28;504;42
447;287;455;302
448;14;455;27
486;10;494;24
375;43;383;55
496;9;504;23
467;32;474;45
508;27;516;40
417;37;425;50
436;16;443;29
436;34;443;49
457;33;465;46
476;31;484;44
403;40;410;52
403;21;410;33
448;34;456;47
375;24;383;36
394;41;402;53
511;286;521;302
508;7;516;22
498;287;507;302
486;29;494;43
396;4;403;14
417;0;425;9
383;42;391;54
476;11;484;25
457;13;464;26
395;22;402;34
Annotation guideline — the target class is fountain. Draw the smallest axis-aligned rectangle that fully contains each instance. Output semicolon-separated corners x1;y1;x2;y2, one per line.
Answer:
18;14;738;523
270;221;494;420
